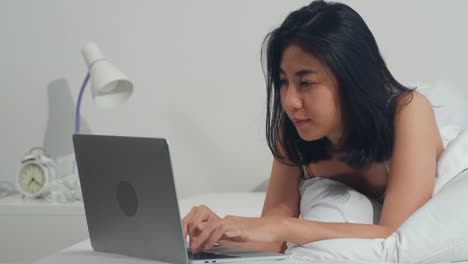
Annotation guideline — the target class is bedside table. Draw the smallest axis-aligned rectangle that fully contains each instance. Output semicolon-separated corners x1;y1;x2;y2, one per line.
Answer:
0;193;89;263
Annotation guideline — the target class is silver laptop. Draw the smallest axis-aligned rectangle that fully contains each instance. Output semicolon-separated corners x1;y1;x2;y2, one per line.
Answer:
72;134;288;264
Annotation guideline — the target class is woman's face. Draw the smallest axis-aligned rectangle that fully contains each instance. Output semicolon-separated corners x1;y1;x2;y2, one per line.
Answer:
279;45;342;144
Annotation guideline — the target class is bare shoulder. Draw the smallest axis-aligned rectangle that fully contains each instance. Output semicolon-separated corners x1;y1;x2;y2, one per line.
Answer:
379;91;443;229
394;91;444;158
395;91;432;114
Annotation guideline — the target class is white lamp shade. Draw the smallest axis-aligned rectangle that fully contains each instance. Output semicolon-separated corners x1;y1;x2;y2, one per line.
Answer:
81;42;133;109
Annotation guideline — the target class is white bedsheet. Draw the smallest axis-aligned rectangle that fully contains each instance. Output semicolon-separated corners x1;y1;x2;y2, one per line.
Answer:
35;238;466;264
33;208;468;264
33;177;468;264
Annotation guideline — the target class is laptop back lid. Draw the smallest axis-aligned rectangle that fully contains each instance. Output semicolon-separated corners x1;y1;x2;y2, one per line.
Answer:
73;134;188;264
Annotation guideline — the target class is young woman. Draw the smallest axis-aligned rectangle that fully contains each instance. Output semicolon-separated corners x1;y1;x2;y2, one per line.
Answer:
182;0;444;254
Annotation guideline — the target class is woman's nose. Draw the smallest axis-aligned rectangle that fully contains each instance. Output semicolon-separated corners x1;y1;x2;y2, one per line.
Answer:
283;86;303;110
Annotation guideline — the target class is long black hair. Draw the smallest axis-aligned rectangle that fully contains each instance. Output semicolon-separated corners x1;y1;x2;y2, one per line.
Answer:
262;0;415;169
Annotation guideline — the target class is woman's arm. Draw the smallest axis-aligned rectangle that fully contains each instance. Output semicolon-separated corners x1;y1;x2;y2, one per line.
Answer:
278;92;441;244
279;219;390;244
219;154;302;253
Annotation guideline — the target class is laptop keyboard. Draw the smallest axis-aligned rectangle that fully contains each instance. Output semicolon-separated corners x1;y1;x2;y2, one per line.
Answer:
187;251;239;260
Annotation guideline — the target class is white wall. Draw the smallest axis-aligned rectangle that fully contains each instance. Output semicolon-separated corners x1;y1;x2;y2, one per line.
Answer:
1;0;468;199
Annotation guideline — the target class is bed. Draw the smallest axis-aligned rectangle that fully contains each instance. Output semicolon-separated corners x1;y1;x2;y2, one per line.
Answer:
33;165;468;264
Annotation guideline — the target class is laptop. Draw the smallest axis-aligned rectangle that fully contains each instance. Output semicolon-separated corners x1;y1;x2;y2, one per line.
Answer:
72;134;289;264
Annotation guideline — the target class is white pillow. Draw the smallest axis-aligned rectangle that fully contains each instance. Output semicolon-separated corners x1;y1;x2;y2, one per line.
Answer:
386;168;468;263
285;168;468;263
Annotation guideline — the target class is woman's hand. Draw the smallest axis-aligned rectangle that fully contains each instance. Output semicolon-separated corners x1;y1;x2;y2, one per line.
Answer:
190;215;284;253
182;205;222;246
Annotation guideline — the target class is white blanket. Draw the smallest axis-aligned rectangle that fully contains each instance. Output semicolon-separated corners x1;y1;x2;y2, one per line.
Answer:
433;126;467;194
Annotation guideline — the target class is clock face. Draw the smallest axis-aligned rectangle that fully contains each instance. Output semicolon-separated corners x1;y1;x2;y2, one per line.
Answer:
19;163;46;195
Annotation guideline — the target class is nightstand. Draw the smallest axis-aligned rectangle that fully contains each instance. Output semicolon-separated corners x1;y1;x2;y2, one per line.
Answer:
0;193;89;263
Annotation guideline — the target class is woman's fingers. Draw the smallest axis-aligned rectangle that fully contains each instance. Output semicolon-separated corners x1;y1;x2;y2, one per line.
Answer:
182;206;198;240
183;205;220;241
203;223;234;251
188;206;207;237
188;205;217;237
195;222;208;233
191;220;222;253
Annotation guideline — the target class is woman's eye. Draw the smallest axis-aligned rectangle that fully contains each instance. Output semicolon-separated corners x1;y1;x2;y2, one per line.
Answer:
301;81;315;87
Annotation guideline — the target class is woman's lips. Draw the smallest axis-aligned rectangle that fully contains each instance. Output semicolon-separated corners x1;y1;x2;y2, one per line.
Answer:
292;118;310;128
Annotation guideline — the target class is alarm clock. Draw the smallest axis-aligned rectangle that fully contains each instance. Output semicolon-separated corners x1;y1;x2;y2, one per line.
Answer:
17;147;56;198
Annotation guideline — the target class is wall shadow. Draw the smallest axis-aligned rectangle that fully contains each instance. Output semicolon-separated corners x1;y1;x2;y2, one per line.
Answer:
43;78;91;159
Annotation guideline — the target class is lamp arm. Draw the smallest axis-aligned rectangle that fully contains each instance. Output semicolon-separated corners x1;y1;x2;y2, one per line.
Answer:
74;72;91;134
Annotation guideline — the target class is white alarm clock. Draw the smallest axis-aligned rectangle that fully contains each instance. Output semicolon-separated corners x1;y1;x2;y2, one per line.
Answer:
17;147;56;198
